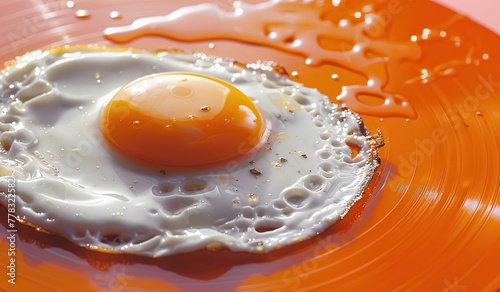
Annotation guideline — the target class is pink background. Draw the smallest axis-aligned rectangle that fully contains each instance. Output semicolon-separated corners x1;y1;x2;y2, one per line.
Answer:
433;0;500;35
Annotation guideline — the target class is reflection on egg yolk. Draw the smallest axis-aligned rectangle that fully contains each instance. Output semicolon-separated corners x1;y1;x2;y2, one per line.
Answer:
101;72;265;168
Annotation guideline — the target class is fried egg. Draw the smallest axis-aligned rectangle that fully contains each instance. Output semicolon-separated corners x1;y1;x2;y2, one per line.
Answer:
0;46;382;257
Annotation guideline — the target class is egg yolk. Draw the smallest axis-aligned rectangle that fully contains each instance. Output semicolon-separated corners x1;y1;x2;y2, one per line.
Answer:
101;72;265;168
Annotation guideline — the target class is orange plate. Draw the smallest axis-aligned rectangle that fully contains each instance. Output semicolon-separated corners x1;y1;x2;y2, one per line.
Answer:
1;0;499;291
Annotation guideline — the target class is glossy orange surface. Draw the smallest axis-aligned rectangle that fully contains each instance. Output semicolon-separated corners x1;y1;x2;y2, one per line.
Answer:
0;0;499;291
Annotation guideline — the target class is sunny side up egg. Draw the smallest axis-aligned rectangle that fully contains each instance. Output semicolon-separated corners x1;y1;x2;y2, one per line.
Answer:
0;46;382;257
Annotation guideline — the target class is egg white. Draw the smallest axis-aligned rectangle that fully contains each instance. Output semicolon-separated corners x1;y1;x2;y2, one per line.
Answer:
0;46;381;256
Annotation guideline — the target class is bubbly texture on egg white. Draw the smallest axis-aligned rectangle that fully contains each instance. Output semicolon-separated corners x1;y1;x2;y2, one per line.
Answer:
0;46;382;257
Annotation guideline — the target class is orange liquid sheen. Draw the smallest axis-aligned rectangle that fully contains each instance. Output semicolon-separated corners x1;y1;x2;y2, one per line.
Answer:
104;0;421;119
0;0;499;291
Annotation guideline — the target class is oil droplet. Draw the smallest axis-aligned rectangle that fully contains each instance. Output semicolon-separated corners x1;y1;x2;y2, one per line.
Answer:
232;199;241;207
66;1;75;8
276;133;288;139
255;241;264;251
421;28;431;40
331;74;339;80
421;69;430;82
75;9;90;19
291;71;299;77
132;120;140;127
475;111;483;116
208;43;215;49
95;73;101;84
110;11;122;19
248;193;259;203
